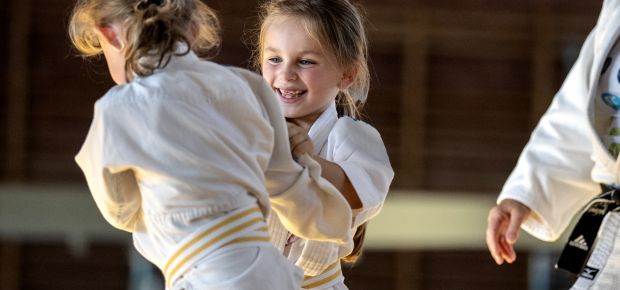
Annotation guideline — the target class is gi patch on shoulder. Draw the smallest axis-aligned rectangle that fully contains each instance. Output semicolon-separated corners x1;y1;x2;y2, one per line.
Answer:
580;266;600;280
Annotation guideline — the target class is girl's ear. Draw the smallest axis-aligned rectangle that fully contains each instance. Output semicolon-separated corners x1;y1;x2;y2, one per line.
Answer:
338;66;357;90
96;24;123;51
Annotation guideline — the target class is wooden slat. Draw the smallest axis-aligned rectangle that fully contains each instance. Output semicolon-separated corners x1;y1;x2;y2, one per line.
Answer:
395;252;421;290
0;240;21;290
531;0;557;126
20;243;129;290
365;46;403;172
553;0;602;15
420;250;529;290
421;0;536;13
398;7;429;188
4;0;31;181
0;0;8;179
344;251;397;290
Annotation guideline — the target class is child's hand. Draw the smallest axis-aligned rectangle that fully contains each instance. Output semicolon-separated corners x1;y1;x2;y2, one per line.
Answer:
486;199;531;265
287;122;315;159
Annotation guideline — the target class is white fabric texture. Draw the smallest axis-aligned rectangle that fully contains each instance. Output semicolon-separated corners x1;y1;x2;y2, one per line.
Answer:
75;49;353;280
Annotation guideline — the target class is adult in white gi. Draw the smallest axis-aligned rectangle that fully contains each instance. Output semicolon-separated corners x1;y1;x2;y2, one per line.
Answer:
486;1;620;288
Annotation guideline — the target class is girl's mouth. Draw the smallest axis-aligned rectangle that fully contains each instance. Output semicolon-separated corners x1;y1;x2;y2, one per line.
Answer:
277;88;307;103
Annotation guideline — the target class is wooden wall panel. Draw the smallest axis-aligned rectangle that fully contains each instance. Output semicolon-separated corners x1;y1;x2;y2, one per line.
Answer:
422;0;535;13
419;8;535;191
345;251;399;290
20;243;128;290
206;0;260;68
418;250;528;290
553;0;602;15
0;0;608;289
0;0;601;191
26;0;111;181
366;43;404;183
342;250;578;290
425;55;531;191
0;1;8;179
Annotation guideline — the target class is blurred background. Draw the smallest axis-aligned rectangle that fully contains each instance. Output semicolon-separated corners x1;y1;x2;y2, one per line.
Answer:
0;0;604;289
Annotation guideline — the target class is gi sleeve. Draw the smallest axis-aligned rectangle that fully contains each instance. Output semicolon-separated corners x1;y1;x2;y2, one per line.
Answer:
75;96;145;233
330;118;394;228
498;29;600;241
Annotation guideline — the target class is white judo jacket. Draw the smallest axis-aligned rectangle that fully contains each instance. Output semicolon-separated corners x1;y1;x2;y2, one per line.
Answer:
268;102;394;279
498;0;620;242
75;50;353;269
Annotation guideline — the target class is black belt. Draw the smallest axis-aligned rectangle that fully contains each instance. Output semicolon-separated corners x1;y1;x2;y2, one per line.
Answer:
556;184;620;275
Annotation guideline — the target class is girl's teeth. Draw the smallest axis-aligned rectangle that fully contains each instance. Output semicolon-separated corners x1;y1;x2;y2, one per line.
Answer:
280;90;302;98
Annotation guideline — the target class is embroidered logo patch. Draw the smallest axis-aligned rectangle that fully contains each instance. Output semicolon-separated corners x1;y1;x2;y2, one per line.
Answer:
580;266;600;280
568;235;589;251
587;203;608;216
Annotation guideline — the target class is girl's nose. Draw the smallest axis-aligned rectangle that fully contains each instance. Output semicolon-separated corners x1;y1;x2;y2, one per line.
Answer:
282;65;298;81
286;73;297;81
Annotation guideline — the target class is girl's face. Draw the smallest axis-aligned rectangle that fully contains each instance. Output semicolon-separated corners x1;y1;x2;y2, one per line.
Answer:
97;23;127;85
261;16;351;126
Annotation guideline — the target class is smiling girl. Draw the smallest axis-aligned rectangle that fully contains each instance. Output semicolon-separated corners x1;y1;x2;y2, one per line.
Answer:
255;0;394;289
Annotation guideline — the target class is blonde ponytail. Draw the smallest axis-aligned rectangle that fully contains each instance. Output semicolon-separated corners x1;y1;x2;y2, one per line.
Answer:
69;0;220;79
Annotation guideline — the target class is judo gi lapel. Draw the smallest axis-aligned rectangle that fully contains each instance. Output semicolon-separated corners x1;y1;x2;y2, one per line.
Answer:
307;101;338;156
588;3;620;165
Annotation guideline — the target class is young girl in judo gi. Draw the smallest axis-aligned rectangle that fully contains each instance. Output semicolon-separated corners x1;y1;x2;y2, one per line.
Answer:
487;0;620;289
255;0;394;288
68;0;356;289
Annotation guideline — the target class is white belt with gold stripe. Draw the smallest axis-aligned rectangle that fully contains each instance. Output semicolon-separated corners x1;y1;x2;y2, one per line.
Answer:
163;204;270;288
301;261;343;289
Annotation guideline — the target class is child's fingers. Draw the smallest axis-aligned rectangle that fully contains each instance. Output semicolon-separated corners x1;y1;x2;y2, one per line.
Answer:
486;234;504;265
286;122;314;157
505;208;525;244
287;122;304;137
486;207;506;265
292;144;309;158
291;139;313;157
289;132;309;147
499;235;516;264
498;235;516;263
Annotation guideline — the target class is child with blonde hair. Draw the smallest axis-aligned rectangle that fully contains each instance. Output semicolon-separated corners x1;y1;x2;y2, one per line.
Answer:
255;0;394;288
69;0;355;288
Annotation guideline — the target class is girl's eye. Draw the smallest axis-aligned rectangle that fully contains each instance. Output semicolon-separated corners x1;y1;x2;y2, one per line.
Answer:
299;59;316;66
267;57;282;64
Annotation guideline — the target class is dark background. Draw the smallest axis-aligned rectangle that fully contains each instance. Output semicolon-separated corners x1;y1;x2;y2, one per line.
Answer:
0;0;602;289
